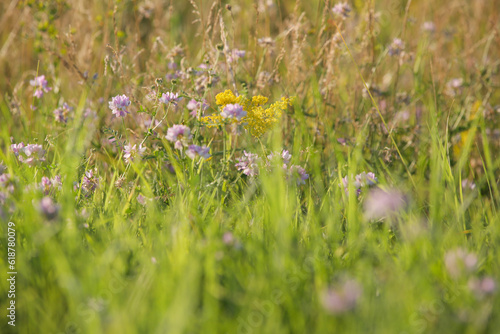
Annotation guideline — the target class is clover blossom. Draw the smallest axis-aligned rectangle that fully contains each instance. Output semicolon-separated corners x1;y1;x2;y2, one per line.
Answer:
321;280;362;314
186;145;211;160
39;197;60;220
289;165;309;185
11;143;46;167
81;169;100;194
187;99;209;117
53;103;73;123
123;143;147;163
235;151;260;177
364;188;408;220
109;94;131;117
388;38;405;56
332;2;352;18
30;75;52;98
221;103;246;121
166;124;192;150
160;92;181;104
40;175;62;195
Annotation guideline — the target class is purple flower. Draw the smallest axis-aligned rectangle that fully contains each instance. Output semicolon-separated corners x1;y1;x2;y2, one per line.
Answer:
38;197;60;220
288;165;309;185
123;143;147;163
186;145;211;160
166;125;192;150
30;75;51;98
444;248;478;278
81;169;99;194
332;2;352;18
235;151;260;177
186;99;209;117
388;38;405;56
10;143;25;156
364;188;408;220
321;280;362;314
53;103;73;123
468;277;496;298
12;143;46;166
160;92;181;104
221;103;246;121
109;94;131;117
137;194;147;206
422;21;436;33
461;179;476;191
227;49;246;63
223;232;235;245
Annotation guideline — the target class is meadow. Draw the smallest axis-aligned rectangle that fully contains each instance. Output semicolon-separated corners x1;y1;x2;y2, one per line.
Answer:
1;0;500;333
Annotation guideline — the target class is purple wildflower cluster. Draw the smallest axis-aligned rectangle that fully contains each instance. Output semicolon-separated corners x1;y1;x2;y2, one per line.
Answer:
160;92;181;104
221;103;246;121
11;143;46;167
40;175;62;195
165;125;211;160
363;188;408;220
235;149;309;185
109;94;131;117
30;75;51;98
81;169;100;195
444;248;497;298
187;99;209;117
332;2;352;19
321;279;362;314
388;38;405;56
166;124;193;150
226;49;246;64
341;172;377;196
53;102;73;123
123;143;147;164
186;145;211;160
38;197;60;220
235;151;260;177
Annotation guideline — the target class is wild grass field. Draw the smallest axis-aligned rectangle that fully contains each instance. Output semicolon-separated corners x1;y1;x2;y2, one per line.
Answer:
1;0;500;333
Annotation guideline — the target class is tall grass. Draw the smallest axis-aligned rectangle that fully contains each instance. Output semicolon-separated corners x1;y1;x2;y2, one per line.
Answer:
1;0;499;333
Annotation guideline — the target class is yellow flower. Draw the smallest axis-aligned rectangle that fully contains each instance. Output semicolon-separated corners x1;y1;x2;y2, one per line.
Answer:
202;90;294;137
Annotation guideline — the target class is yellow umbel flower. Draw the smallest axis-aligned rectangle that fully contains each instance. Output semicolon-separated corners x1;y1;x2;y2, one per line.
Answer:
202;90;294;137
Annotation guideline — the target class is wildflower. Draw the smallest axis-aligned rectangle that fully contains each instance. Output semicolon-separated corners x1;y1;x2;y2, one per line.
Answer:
137;194;147;206
202;90;293;137
235;151;260;177
10;143;25;156
422;21;436;33
289;165;309;185
38;197;60;220
445;78;464;97
123;143;147;163
186;99;209;117
53;103;73;123
221;103;246;121
11;143;46;166
109;94;131;117
160;92;181;104
468;277;496;298
165;125;192;150
186;145;211;160
40;175;62;195
223;232;235;245
227;49;246;63
332;2;352;19
30;75;51;98
444;248;478;278
0;174;14;193
364;188;408;220
321;280;362;314
340;172;377;196
257;37;275;48
388;38;405;56
461;179;476;191
81;169;99;194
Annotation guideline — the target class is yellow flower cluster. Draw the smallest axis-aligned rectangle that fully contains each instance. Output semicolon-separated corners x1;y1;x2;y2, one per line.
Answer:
202;90;294;137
